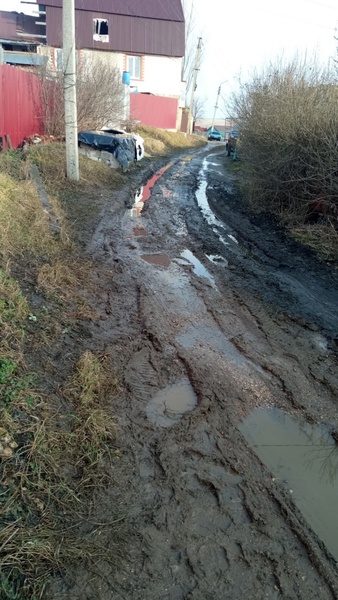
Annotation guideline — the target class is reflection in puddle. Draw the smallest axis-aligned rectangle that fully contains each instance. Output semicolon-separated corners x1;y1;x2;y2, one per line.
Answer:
196;157;238;245
206;254;228;266
196;177;223;229
312;333;328;352
146;378;197;427
180;249;215;285
131;163;173;217
228;234;238;244
141;254;171;268
240;408;338;561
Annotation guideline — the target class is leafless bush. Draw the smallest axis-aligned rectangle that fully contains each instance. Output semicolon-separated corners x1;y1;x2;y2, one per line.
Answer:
230;56;338;223
38;55;126;136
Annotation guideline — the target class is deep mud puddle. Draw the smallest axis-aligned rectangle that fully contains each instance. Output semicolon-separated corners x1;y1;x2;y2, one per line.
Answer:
146;378;197;427
206;253;229;266
240;407;338;562
196;156;239;247
180;249;215;285
141;253;171;267
130;162;173;217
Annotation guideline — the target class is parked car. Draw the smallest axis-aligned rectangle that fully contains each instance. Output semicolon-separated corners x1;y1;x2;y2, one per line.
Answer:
208;130;222;141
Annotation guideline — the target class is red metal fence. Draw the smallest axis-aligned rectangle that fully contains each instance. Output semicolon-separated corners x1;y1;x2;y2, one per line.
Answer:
0;64;43;149
130;93;178;130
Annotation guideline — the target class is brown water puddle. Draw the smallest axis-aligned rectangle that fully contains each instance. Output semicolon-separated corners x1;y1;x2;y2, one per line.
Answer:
240;408;338;562
141;254;171;268
133;225;147;237
131;162;173;217
146;378;197;427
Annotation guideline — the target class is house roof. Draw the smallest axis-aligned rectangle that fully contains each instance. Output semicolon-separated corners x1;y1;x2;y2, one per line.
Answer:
42;0;184;22
0;11;43;42
44;2;185;57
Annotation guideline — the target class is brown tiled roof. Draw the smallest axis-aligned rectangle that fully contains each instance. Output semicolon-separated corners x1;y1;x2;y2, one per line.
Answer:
43;0;184;22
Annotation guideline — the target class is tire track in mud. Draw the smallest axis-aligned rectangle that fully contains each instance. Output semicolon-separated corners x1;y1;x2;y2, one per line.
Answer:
54;149;338;599
119;269;337;599
127;151;337;598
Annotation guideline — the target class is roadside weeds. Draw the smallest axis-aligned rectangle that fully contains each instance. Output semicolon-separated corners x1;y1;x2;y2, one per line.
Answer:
224;157;338;263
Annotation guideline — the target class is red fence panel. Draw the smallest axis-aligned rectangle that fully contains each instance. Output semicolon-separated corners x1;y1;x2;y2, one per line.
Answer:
0;65;43;148
130;93;178;130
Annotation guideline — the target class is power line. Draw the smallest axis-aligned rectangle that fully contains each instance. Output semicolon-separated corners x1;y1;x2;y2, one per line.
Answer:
254;4;336;30
301;0;338;11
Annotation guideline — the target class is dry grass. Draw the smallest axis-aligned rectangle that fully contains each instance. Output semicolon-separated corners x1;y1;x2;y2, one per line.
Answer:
0;151;123;599
28;143;126;195
64;351;120;473
0;173;61;261
0;270;29;324
291;223;338;262
230;56;338;261
0;150;27;181
0;350;121;598
136;125;206;156
0;269;29;359
37;261;79;299
143;138;167;155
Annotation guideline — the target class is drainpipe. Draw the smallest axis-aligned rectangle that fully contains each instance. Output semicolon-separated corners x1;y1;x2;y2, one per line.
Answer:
122;70;131;123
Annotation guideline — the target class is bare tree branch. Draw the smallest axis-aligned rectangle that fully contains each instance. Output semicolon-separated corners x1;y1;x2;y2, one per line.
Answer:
37;54;126;136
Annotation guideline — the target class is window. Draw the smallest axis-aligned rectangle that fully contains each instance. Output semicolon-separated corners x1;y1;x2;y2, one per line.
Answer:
93;19;109;42
127;55;141;79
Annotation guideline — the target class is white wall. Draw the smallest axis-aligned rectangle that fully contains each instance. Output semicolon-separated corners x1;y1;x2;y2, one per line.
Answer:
130;55;182;97
38;47;183;99
80;48;121;69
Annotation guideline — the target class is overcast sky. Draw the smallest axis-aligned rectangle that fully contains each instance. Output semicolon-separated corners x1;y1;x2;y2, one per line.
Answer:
2;0;38;15
192;0;338;117
2;0;338;118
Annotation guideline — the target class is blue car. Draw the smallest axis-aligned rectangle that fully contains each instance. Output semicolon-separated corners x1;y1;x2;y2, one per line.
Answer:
208;131;222;141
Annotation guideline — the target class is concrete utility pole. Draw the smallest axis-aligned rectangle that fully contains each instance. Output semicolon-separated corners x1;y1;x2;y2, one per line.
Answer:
63;0;79;180
210;79;228;134
188;36;202;135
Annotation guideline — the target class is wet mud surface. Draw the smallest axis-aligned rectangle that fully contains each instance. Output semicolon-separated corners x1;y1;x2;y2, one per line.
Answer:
52;146;338;599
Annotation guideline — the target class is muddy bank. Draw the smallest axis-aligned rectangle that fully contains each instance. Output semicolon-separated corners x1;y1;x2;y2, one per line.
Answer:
49;146;338;600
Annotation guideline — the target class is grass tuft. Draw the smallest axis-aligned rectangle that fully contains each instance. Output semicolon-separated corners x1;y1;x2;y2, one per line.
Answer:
28;143;125;194
0;350;121;599
136;125;206;156
291;224;338;262
37;261;79;299
0;173;60;260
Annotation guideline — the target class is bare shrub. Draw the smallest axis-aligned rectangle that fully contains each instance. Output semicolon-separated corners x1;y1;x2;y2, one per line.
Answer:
230;56;338;223
38;55;126;136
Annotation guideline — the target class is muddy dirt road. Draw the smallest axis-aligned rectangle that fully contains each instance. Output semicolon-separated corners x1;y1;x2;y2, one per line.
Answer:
55;146;338;599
